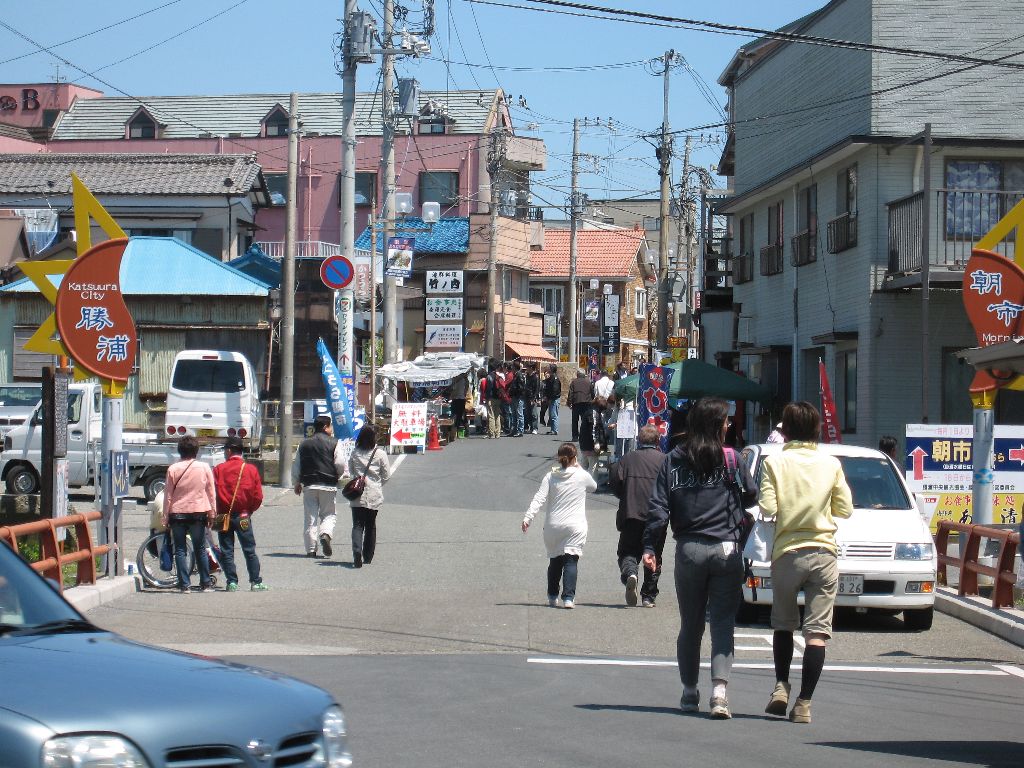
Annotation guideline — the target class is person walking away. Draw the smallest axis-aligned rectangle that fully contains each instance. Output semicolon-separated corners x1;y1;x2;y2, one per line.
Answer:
525;362;542;434
594;370;614;401
878;435;899;464
347;425;391;567
568;369;593;441
213;436;267;591
759;401;853;724
509;362;527;436
499;364;514;435
522;442;597;608
543;364;562;435
162;436;217;593
485;365;503;439
450;374;469;438
643;397;758;719
292;415;345;557
579;397;608;474
609;425;668;607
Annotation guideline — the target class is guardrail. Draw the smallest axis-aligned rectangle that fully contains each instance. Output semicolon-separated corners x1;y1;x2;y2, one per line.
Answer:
0;511;111;592
935;521;1020;609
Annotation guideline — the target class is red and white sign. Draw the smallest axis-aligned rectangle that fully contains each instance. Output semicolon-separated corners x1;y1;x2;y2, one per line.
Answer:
389;402;427;447
962;248;1024;393
320;255;354;290
819;359;842;444
54;238;136;382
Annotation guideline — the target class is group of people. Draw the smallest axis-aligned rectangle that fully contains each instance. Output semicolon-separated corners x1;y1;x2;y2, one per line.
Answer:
522;397;852;725
477;360;563;438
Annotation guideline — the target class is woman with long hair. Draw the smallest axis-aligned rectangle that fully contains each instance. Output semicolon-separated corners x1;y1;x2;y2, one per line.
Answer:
522;442;597;609
643;397;757;719
347;425;391;567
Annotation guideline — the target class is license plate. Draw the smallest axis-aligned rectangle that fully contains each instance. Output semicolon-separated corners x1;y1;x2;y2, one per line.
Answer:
838;574;864;595
197;429;218;438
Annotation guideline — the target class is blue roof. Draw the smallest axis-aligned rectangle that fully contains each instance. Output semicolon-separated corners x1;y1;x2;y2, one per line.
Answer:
1;237;271;296
354;217;469;254
228;246;282;289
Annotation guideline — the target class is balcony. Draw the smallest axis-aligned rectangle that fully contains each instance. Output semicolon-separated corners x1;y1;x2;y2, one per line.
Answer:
254;241;343;259
790;229;817;266
886;189;1024;287
827;212;857;253
760;243;783;276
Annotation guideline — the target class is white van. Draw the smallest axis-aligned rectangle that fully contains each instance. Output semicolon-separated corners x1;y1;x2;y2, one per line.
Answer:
165;350;262;446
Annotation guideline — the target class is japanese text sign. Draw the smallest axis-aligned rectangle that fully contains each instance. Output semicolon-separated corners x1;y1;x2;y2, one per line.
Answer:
961;248;1024;393
637;363;676;453
390;403;427;447
424;324;463;349
425;297;464;321
316;338;354;440
385;237;415;278
426;270;463;294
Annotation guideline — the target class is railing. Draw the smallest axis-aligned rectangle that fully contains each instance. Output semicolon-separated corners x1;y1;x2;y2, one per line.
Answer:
254;241;343;259
887;189;1024;275
759;243;783;276
703;255;734;290
734;252;754;284
0;511;111;592
827;212;857;253
790;229;817;266
934;520;1020;609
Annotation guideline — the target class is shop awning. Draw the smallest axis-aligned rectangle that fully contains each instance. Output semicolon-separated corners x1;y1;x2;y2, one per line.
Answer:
505;342;556;362
376;352;486;385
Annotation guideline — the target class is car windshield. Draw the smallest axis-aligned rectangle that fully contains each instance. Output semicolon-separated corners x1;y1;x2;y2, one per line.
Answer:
838;456;912;510
0;386;41;408
172;360;245;393
0;543;82;632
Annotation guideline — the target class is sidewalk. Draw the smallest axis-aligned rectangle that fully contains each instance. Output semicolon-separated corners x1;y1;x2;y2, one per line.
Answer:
935;585;1024;647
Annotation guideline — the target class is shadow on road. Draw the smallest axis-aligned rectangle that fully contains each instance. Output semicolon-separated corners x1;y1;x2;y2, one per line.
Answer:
814;740;1024;768
577;703;776;722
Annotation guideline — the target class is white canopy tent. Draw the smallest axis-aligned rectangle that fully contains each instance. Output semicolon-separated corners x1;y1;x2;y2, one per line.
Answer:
376;352;485;387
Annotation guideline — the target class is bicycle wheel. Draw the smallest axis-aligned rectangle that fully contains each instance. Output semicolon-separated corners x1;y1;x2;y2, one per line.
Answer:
136;531;195;589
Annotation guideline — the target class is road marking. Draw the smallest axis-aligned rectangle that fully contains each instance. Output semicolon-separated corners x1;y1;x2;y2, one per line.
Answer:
162;643;360;657
526;657;1009;675
735;632;800;657
995;664;1024;679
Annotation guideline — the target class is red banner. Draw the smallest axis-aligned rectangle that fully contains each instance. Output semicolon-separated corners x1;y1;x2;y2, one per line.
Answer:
819;359;842;444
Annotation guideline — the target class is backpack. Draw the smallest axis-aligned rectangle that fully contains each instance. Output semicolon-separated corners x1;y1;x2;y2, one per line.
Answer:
510;371;526;398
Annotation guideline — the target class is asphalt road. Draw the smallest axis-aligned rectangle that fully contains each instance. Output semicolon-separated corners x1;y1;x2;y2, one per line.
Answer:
85;432;1024;767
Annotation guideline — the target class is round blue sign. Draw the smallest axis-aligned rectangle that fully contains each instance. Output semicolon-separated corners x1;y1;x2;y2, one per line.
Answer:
320;255;354;289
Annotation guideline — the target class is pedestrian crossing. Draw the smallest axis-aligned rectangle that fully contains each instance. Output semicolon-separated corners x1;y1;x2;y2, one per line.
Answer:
734;631;804;658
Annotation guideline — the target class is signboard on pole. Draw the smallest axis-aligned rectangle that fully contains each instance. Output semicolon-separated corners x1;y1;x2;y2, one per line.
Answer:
961;248;1024;393
585;299;600;322
602;294;620;354
426;270;463;293
637;363;676;452
320;255;354;290
424;324;463;349
110;450;130;500
587;345;599;380
385;236;415;278
335;290;355;411
425;297;463;322
905;423;1024;532
667;335;686;349
390;402;427;447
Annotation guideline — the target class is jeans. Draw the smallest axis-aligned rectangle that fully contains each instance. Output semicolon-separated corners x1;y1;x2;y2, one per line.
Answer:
674;536;743;687
619;519;667;601
170;515;210;590
548;553;579;601
501;400;513;434
302;488;337;554
351;507;378;562
615;437;635;460
218;516;261;586
513;397;525;434
487;399;502;438
547;400;560;433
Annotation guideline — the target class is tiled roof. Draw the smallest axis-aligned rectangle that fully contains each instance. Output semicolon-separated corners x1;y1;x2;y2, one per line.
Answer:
228;247;282;289
0;123;38;143
1;236;270;296
0;153;263;196
354;217;469;254
52;90;501;140
530;228;646;278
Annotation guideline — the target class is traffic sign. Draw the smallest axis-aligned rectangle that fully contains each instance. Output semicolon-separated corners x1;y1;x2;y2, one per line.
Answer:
320;255;354;289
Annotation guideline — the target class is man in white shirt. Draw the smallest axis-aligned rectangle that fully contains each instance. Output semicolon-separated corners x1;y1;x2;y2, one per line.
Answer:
593;371;614;400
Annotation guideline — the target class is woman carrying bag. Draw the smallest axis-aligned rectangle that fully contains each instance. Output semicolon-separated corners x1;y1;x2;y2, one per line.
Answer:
345;425;391;568
161;435;216;593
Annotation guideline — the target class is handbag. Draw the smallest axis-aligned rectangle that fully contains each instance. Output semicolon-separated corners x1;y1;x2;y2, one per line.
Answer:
743;518;775;563
159;531;174;572
213;460;246;533
723;447;755;548
342;446;378;501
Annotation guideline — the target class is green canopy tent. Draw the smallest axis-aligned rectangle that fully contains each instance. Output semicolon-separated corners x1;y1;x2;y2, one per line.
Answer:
612;359;772;405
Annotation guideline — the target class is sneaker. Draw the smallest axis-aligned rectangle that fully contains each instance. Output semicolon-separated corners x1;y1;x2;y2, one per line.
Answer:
177;586;190;594
546;431;557;435
679;690;700;712
548;595;558;608
319;533;333;557
709;696;732;720
353;553;363;568
561;598;574;609
250;582;269;592
789;697;812;724
199;585;216;593
226;582;239;592
641;597;656;608
531;429;538;435
625;573;639;606
306;550;317;558
765;681;791;716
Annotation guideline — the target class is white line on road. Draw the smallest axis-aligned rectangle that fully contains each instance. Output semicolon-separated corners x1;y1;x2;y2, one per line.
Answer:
994;664;1024;679
527;657;1009;675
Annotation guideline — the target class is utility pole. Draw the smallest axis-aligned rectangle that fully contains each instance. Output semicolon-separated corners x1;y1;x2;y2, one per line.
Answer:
485;127;504;360
381;0;399;363
679;134;692;345
278;92;299;486
656;49;675;354
568;117;580;366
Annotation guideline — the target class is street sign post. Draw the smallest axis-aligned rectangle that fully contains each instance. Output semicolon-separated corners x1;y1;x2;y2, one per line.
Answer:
320;255;354;290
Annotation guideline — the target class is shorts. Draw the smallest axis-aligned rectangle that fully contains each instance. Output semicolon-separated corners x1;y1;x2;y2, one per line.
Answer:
770;546;839;639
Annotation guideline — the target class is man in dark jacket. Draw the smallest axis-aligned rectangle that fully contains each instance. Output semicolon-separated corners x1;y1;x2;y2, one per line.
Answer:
609;425;668;607
292;415;344;557
542;364;562;435
567;368;593;441
524;363;542;434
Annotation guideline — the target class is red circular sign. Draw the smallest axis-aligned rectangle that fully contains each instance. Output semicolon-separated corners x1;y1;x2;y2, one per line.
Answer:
320;255;354;290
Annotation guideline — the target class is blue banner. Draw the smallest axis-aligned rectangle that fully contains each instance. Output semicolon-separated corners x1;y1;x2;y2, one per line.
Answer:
316;338;354;440
636;363;676;452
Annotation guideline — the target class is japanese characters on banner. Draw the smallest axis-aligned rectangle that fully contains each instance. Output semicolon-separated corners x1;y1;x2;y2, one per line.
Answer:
818;359;842;444
961;248;1024;393
424;324;463;348
636;363;676;453
426;270;463;293
390;402;428;447
905;423;1024;533
587;345;599;381
424;269;464;351
425;297;463;322
316;338;354;440
354;256;372;303
602;294;620;355
385;236;415;278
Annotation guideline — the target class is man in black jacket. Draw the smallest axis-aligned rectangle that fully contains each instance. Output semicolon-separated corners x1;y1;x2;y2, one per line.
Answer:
292;415;345;558
567;369;593;441
609;425;668;607
542;364;561;435
524;363;542;434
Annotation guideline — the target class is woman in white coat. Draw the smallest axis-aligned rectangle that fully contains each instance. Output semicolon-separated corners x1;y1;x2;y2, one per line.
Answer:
522;442;598;609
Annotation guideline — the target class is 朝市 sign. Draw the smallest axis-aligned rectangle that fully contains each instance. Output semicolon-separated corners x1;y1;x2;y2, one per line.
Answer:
390;402;427;447
961;248;1024;393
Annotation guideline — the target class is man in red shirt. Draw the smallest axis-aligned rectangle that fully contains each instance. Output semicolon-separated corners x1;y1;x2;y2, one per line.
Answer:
213;436;267;591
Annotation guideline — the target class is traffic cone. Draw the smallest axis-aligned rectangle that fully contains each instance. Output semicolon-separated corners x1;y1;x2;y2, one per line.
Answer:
426;414;443;451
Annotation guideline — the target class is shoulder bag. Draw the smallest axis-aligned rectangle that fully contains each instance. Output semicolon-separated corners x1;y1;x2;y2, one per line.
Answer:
213;460;246;533
723;447;755;549
342;447;378;501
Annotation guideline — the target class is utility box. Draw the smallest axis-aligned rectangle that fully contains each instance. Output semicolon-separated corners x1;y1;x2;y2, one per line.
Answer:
397;79;420;117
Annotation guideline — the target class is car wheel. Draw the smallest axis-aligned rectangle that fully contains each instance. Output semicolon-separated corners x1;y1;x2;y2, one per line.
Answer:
143;472;166;502
5;465;40;495
903;607;934;631
736;600;759;625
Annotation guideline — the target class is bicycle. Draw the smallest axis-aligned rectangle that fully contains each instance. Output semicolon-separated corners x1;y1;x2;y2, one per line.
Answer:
135;530;220;589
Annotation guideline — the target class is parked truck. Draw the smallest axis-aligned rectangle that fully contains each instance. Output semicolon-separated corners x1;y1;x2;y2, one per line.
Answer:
0;382;223;500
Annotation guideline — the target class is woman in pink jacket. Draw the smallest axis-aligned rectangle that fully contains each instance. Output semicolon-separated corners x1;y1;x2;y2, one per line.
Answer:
161;436;217;593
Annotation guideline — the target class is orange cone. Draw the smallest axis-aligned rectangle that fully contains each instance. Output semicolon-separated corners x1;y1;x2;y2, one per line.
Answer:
426;414;443;451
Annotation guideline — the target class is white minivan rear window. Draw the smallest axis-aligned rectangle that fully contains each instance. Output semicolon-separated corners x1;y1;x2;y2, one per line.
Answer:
172;360;245;393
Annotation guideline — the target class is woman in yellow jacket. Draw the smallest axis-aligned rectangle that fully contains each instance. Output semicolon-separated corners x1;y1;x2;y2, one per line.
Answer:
758;401;853;724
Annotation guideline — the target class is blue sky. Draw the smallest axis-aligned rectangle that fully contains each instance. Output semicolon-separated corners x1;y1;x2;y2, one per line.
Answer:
0;0;824;214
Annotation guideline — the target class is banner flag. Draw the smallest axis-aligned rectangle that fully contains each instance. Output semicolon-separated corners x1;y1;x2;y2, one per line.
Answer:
819;358;842;444
637;363;676;452
317;337;354;440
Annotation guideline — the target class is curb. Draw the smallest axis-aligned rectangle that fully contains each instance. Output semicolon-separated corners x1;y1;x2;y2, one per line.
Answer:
64;575;140;613
934;587;1024;648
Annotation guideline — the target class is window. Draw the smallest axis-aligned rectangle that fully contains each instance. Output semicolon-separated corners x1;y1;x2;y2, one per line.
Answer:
419;117;447;135
263;110;289;137
829;165;858;253
171;360;245;393
265;172;287;206
643;216;660;231
503;269;531;302
355;172;376;207
419;171;459;207
767;201;783;247
837;348;857;433
530;285;563;315
837;164;858;216
735;212;754;284
128;114;156;139
945;159;1024;239
760;201;784;276
634;288;648;320
792;185;817;266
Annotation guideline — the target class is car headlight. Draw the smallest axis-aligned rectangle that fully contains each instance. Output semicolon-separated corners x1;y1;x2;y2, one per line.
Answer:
322;705;353;768
895;543;934;560
42;735;149;767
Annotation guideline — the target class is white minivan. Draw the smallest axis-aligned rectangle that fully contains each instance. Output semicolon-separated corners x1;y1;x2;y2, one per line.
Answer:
740;443;937;631
165;350;262;446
